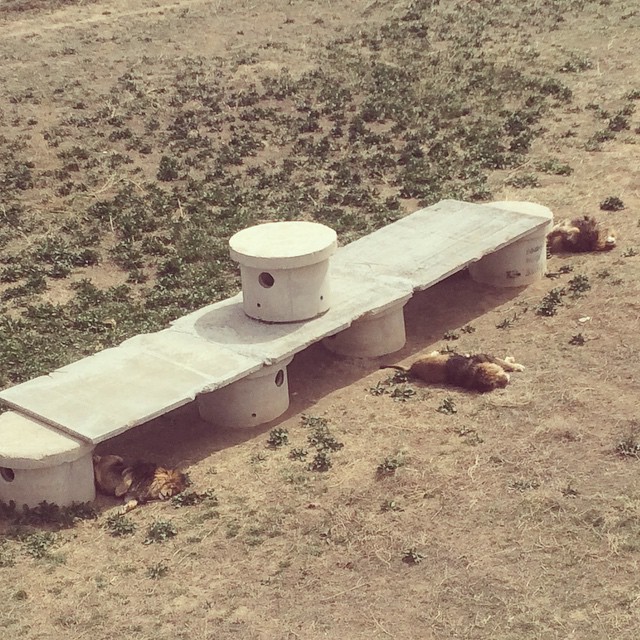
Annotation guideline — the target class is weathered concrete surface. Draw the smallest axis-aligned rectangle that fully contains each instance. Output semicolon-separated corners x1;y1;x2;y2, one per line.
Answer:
0;410;91;468
0;332;259;444
332;199;551;290
170;270;414;363
229;220;337;269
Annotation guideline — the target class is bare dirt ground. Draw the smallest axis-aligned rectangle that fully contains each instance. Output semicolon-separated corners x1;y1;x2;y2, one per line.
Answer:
1;1;640;639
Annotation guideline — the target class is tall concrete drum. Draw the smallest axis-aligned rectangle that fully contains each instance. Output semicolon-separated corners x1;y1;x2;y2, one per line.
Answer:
229;221;337;323
468;201;553;287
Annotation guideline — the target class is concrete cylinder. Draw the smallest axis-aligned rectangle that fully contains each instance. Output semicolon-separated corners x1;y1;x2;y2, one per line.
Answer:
197;356;294;428
468;201;553;287
0;411;95;508
229;221;337;323
323;302;407;357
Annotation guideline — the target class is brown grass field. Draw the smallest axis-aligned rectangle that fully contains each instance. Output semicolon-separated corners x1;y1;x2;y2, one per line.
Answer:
0;1;639;638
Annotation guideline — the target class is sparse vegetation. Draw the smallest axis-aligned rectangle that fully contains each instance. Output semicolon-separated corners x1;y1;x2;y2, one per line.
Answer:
21;532;57;559
616;428;640;459
147;561;169;579
171;489;218;508
266;428;289;449
402;548;425;565
505;173;540;189
104;513;137;537
600;196;625;211
437;397;457;415
144;519;178;544
536;287;566;316
569;333;586;346
0;1;638;638
567;274;591;297
376;453;407;478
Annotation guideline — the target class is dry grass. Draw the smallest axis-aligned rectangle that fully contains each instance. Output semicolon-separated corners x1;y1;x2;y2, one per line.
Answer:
1;0;640;638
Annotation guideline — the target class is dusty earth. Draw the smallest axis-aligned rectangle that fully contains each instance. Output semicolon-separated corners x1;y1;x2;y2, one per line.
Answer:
1;1;640;639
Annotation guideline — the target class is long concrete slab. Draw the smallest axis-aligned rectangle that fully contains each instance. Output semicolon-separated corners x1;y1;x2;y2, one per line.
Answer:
0;332;260;444
0;199;550;445
332;199;550;289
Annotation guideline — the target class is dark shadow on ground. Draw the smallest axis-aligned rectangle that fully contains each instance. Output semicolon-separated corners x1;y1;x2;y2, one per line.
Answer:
98;270;525;466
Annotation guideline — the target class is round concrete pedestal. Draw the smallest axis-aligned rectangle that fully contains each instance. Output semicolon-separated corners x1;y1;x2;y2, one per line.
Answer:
323;303;407;357
468;201;554;287
197;357;294;428
0;411;95;508
229;221;337;322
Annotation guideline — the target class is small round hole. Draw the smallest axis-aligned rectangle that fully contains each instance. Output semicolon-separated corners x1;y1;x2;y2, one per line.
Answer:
275;370;285;387
0;467;15;483
257;303;261;308
251;412;257;418
258;272;275;288
320;295;324;300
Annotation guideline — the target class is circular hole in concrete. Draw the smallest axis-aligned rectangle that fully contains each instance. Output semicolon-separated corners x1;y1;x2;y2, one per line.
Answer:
0;467;15;482
257;303;261;308
320;295;324;300
275;370;285;387
251;412;257;418
258;272;275;288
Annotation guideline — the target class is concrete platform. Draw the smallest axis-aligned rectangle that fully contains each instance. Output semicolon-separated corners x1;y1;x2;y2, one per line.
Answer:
0;199;551;447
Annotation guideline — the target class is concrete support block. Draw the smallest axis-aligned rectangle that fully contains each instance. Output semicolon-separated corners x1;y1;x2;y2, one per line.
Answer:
0;411;95;508
468;201;554;287
323;302;407;357
197;356;294;428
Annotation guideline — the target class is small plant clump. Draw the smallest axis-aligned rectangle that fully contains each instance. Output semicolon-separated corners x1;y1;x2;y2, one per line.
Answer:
509;478;540;492
535;159;573;175
569;333;586;346
147;560;169;580
266;428;289;448
299;415;344;472
0;500;96;528
505;173;540;189
147;561;170;579
402;548;425;565
437;397;457;415
390;384;417;402
567;274;591;297
376;454;406;478
622;247;638;258
22;531;57;559
171;489;218;508
0;543;15;568
599;196;624;211
616;430;640;459
443;330;459;341
104;513;137;537
454;425;484;446
300;415;328;430
288;447;308;461
536;287;566;316
144;519;178;544
308;451;332;472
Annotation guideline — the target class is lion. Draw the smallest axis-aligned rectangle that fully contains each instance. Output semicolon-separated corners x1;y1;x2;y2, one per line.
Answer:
381;351;525;392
